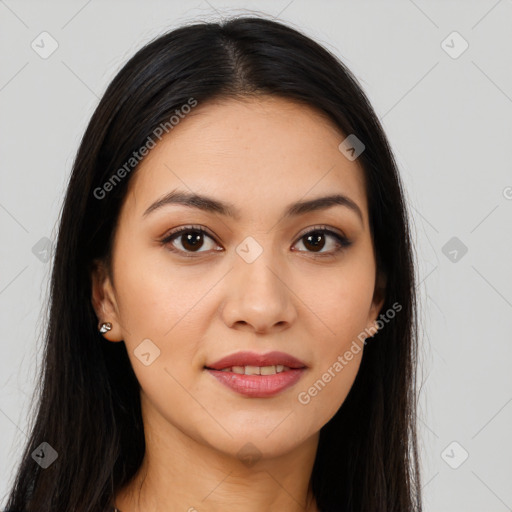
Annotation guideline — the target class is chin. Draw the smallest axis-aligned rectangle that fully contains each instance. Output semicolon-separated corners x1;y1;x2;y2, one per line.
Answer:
198;424;313;462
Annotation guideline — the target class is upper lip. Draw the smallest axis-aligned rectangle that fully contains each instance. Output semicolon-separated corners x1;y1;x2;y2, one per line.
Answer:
205;351;307;370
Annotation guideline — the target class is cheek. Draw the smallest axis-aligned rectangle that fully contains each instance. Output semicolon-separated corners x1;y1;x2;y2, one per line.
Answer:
293;259;373;423
296;349;363;431
112;243;214;338
111;244;224;381
295;281;369;427
307;261;375;346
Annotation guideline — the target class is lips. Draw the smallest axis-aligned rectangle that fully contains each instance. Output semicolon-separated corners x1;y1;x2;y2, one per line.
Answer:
204;350;307;398
205;350;307;371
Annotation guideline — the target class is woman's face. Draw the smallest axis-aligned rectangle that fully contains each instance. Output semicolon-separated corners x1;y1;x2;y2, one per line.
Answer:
92;96;385;459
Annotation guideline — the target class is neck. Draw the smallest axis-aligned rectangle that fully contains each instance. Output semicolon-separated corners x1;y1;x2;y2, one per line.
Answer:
114;398;320;512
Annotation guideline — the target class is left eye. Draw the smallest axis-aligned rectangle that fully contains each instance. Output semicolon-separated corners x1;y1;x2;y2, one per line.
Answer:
293;228;351;255
160;225;351;258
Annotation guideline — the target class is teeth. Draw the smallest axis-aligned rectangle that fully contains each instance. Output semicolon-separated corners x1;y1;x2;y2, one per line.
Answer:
220;365;291;374
244;365;261;375
260;365;276;375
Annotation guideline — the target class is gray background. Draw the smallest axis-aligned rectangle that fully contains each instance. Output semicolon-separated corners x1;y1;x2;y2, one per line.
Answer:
1;1;511;510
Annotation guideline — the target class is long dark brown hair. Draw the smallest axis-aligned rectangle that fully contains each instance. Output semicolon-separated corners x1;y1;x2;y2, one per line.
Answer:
3;15;422;512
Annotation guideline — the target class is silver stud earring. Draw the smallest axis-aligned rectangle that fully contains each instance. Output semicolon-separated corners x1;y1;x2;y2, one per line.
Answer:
99;322;112;333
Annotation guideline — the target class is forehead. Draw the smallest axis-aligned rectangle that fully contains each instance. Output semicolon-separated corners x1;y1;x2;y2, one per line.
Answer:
124;96;368;225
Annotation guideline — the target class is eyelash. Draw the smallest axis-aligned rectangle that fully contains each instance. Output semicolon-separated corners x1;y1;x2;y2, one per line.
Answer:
159;224;352;259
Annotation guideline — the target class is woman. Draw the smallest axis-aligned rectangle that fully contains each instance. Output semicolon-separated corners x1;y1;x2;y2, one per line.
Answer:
4;15;422;512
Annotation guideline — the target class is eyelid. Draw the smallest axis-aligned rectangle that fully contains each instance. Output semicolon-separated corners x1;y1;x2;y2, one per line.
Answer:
162;224;217;240
294;224;347;241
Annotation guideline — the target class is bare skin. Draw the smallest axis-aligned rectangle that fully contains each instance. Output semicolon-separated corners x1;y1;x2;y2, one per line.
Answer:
91;96;386;512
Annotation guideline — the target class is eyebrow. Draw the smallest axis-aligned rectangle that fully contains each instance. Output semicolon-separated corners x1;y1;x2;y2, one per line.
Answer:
143;189;364;224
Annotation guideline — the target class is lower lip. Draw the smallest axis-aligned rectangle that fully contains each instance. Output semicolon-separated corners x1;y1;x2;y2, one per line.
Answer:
205;368;306;398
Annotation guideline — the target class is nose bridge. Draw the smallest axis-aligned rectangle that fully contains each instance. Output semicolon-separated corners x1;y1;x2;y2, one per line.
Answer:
221;233;296;331
235;233;285;298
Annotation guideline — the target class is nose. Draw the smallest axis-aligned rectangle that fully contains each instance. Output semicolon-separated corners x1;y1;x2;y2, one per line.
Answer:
220;245;297;334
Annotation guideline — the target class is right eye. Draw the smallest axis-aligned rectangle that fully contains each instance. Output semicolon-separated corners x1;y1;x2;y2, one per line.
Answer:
160;225;222;257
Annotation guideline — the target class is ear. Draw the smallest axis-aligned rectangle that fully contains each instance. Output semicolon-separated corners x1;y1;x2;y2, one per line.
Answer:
90;258;124;342
365;269;387;338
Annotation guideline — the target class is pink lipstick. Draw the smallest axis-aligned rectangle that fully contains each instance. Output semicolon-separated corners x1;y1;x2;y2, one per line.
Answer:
204;351;307;398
